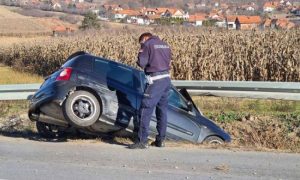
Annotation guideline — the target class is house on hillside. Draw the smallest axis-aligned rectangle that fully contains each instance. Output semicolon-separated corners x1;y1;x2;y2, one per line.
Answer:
235;16;262;30
208;12;224;21
239;3;258;11
102;4;123;11
280;0;292;7
226;16;237;30
263;1;279;12
161;8;189;19
52;25;75;36
50;0;62;10
155;8;169;16
188;14;206;26
143;8;157;16
275;18;295;29
263;18;295;29
263;18;276;29
113;9;141;22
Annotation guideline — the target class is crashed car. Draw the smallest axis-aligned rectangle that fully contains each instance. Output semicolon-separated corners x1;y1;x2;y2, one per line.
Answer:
28;51;231;144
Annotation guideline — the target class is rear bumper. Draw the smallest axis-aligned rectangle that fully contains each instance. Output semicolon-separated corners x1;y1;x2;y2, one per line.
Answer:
28;81;75;121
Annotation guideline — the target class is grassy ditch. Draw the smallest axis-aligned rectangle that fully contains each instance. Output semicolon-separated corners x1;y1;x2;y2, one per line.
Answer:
0;98;299;152
194;97;300;152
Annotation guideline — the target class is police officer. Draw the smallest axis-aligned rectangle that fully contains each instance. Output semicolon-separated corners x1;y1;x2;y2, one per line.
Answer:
129;32;171;149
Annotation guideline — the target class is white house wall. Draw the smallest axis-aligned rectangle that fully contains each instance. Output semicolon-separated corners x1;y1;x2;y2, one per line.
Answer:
264;7;275;12
195;21;203;26
115;14;127;19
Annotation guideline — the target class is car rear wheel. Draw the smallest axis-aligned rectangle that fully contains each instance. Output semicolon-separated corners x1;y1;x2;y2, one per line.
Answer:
204;136;224;145
36;121;65;138
63;90;101;127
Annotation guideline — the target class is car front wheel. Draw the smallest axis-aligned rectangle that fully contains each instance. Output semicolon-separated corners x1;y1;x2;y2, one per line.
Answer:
204;136;224;145
63;90;101;127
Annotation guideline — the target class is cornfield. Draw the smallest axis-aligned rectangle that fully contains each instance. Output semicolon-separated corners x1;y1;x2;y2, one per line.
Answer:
0;28;299;81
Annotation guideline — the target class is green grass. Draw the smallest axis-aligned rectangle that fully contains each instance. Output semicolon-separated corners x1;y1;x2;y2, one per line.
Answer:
192;96;300;123
193;96;300;114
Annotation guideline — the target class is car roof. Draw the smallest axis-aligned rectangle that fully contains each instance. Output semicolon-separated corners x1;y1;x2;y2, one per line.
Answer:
69;52;142;73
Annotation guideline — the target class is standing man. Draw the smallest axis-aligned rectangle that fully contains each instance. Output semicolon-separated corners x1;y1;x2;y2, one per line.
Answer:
129;32;172;149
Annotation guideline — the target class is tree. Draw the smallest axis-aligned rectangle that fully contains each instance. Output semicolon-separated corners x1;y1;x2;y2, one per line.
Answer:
80;11;100;29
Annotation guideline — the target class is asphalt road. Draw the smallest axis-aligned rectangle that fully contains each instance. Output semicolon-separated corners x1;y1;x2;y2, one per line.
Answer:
0;136;299;180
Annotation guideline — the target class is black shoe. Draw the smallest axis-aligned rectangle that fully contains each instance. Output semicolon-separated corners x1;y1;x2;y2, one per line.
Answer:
128;142;149;149
151;140;165;147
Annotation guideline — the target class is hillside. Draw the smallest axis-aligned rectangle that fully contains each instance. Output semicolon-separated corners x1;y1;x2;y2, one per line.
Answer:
0;5;77;36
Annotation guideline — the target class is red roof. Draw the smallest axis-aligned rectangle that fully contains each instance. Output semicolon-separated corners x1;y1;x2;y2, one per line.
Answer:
156;8;169;14
264;18;272;27
226;15;237;22
189;14;206;22
52;25;67;32
165;8;184;15
276;18;295;29
236;16;262;24
115;9;141;16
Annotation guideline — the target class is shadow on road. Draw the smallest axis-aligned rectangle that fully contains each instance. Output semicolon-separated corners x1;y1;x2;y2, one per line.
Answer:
0;128;135;146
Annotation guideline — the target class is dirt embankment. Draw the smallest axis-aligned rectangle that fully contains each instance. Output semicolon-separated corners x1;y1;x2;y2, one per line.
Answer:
0;100;299;153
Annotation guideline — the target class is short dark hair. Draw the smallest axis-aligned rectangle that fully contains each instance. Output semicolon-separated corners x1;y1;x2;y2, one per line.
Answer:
139;32;152;43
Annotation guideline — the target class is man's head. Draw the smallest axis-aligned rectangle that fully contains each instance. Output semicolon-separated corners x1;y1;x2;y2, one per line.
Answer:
139;32;152;44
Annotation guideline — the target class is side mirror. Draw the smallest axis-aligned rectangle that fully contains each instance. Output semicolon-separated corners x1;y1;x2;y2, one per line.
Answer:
187;101;193;112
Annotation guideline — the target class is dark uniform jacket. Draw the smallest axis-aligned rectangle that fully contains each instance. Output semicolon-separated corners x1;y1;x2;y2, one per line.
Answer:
137;36;171;74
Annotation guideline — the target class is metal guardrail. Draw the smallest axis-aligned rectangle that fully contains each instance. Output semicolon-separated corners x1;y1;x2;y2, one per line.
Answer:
174;81;300;101
0;81;299;101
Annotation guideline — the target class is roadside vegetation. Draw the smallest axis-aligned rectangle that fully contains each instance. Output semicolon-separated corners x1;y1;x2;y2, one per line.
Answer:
0;65;43;84
0;98;299;152
0;29;299;81
0;5;298;152
194;97;300;152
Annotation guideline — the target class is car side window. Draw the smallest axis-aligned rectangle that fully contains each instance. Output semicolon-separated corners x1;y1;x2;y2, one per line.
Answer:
94;58;134;88
168;88;189;111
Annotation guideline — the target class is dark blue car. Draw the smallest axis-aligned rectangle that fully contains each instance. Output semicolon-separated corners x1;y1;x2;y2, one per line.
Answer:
28;52;231;144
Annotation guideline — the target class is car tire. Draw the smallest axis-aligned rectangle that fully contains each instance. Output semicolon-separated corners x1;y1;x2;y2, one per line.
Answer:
204;136;224;145
63;90;101;127
36;121;65;138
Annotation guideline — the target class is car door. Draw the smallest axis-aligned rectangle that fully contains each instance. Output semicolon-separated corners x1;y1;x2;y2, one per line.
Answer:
91;58;139;130
148;87;201;142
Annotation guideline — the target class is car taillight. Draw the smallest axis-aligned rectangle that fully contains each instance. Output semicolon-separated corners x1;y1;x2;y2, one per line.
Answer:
56;67;72;81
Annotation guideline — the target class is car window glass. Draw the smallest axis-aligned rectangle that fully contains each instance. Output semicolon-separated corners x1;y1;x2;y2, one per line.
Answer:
168;88;188;110
94;58;134;88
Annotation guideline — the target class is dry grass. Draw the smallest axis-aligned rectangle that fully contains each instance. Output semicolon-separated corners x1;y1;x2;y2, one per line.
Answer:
0;5;26;18
0;64;43;84
0;5;78;36
0;36;50;48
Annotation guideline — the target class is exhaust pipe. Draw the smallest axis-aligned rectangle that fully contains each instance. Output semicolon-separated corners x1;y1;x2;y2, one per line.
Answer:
39;113;68;127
